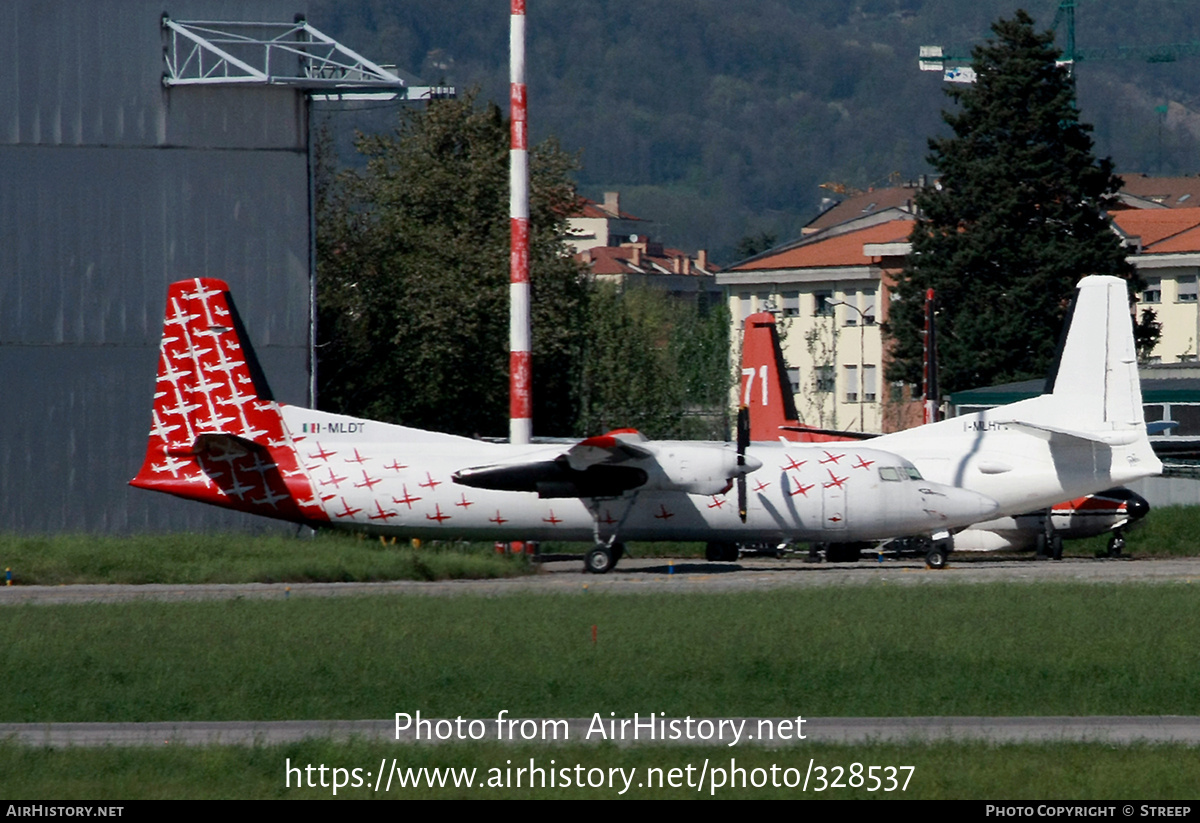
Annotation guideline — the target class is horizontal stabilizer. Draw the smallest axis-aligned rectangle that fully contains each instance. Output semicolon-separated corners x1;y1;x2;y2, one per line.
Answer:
994;419;1140;446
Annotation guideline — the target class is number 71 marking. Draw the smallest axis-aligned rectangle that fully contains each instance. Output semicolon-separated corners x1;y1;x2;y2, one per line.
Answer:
742;364;768;406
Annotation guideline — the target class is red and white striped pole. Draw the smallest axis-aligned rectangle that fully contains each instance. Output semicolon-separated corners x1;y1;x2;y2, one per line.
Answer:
509;0;532;445
923;287;938;425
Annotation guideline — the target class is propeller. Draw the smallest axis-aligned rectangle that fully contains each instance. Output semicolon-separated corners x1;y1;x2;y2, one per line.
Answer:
737;404;750;522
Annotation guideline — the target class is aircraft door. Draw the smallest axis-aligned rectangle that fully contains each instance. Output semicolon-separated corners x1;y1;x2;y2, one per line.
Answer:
823;480;847;530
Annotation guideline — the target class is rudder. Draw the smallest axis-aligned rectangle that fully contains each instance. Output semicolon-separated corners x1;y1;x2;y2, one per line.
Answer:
1048;275;1144;433
130;278;327;523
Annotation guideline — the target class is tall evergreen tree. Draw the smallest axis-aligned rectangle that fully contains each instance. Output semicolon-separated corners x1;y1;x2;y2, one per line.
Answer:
887;10;1146;394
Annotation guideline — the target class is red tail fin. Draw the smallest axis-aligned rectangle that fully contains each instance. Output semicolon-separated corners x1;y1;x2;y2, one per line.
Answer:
130;278;327;523
740;311;848;443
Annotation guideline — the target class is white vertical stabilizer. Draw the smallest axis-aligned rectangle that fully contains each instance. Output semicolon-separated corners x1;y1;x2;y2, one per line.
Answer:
1049;275;1143;432
875;275;1161;512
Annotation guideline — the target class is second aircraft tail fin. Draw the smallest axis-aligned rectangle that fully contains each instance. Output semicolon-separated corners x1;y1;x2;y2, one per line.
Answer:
740;311;857;442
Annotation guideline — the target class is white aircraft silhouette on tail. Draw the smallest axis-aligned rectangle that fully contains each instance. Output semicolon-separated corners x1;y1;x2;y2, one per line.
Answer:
738;275;1159;564
131;278;999;572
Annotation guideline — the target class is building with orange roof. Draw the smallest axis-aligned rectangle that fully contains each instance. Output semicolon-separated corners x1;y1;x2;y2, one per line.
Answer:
715;199;1200;437
802;180;929;235
1117;174;1200;210
564;191;645;254
717;209;919;433
1113;207;1200;365
568;190;720;303
577;238;721;303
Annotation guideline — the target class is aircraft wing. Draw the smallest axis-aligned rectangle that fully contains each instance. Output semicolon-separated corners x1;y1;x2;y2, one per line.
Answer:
779;425;877;441
453;428;760;499
561;428;654;469
452;430;653;499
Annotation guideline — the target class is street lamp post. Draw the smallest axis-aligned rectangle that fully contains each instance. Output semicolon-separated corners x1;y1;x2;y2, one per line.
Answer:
828;299;875;432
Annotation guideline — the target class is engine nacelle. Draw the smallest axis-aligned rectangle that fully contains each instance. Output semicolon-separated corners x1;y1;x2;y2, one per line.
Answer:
637;443;762;496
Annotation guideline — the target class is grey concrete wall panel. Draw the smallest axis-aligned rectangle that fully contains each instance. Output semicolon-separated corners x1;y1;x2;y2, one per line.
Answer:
0;147;309;348
1130;476;1200;508
0;1;314;533
0;345;307;533
0;1;307;150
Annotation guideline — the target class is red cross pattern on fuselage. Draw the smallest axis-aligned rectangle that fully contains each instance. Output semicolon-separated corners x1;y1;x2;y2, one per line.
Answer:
392;485;421;509
543;510;562;526
335;497;362;519
489;510;508;525
851;455;875;470
368;502;399;521
354;471;382;491
419;472;441;490
820;451;845;465
426;504;451;524
823;470;848;489
320;468;347;488
454;493;474;509
781;454;807;472
344;448;370;465
789;476;814;497
307;443;336;462
708;496;727;509
383;460;407;472
654;504;674;520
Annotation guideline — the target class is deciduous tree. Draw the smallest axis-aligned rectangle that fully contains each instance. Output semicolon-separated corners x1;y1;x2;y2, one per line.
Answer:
316;93;588;437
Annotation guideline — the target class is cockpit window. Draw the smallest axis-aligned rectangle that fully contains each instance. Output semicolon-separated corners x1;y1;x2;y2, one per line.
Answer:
905;467;923;480
879;467;900;481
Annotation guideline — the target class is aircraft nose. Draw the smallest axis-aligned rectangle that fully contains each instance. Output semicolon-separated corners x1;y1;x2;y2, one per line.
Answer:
1125;491;1150;522
923;485;1000;527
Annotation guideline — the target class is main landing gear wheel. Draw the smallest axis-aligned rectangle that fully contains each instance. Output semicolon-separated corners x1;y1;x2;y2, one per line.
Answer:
925;545;948;569
924;535;952;570
585;542;624;574
1036;532;1064;560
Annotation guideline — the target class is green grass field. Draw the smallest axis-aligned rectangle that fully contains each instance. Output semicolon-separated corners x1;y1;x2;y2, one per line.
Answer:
1093;503;1200;557
5;511;1200;799
0;531;534;585
0;501;1193;587
4;740;1199;799
4;584;1200;722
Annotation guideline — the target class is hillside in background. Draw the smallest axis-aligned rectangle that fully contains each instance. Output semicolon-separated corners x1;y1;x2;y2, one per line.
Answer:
310;0;1200;264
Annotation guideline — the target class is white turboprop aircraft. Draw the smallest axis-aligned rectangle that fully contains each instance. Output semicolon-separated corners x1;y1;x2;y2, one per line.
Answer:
738;282;1153;561
739;273;1161;563
131;278;999;572
871;275;1161;560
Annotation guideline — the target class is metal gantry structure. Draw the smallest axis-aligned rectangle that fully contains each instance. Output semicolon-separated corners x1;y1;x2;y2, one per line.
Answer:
162;17;454;100
161;15;455;411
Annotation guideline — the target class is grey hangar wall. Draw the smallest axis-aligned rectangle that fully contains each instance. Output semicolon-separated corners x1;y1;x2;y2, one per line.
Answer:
0;1;312;532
